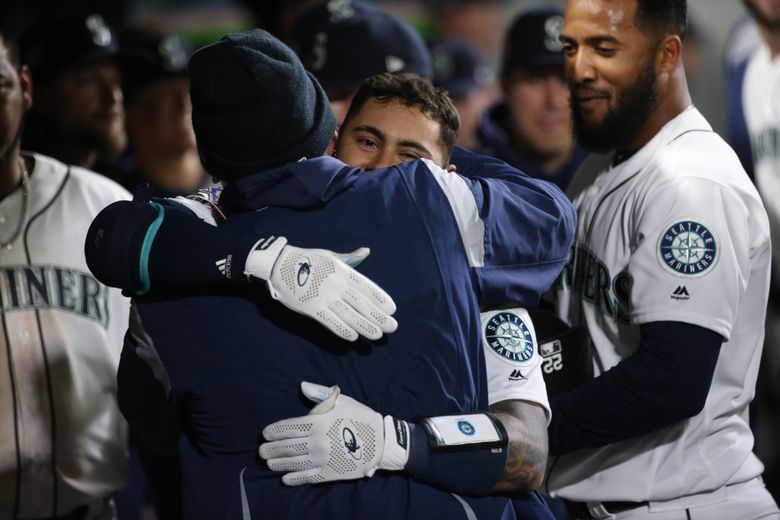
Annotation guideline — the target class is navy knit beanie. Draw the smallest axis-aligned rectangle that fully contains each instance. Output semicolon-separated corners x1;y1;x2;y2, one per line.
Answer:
189;29;337;181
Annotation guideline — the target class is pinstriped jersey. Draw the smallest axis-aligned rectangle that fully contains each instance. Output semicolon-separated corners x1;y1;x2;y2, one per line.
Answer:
0;154;130;518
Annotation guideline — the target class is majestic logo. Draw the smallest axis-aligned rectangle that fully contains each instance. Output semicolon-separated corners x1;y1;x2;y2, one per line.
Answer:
297;257;312;287
342;427;362;460
658;220;717;277
484;311;535;365
458;420;475;436
671;286;691;301
508;369;526;381
216;255;232;278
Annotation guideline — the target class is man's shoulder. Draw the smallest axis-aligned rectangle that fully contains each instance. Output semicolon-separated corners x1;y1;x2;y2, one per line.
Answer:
33;153;131;205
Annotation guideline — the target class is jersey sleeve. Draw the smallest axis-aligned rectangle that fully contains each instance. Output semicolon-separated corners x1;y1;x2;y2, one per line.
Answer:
480;308;550;423
628;177;760;340
421;147;577;307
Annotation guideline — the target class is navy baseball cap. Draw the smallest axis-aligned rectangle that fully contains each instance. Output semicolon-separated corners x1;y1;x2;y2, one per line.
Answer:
20;14;132;83
502;6;565;75
293;0;433;94
120;29;191;101
430;38;493;99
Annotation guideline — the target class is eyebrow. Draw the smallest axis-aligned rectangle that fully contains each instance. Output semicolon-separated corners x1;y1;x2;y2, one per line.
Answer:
560;34;622;46
351;125;434;157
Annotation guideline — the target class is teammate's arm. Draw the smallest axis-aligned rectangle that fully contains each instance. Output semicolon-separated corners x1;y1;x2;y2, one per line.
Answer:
421;147;576;307
259;383;548;495
548;321;723;456
85;198;397;342
489;399;548;492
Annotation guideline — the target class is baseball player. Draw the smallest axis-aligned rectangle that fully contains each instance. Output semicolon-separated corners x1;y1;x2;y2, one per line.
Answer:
741;0;780;499
546;0;780;518
19;15;129;175
475;6;587;192
744;0;780;277
85;32;575;519
0;31;131;519
293;0;433;122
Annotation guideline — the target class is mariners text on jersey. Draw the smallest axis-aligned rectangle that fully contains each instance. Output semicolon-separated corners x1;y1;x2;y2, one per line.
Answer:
556;245;632;325
0;265;109;327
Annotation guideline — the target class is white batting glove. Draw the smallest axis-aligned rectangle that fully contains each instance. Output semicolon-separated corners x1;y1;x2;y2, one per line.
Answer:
259;382;410;486
244;237;398;342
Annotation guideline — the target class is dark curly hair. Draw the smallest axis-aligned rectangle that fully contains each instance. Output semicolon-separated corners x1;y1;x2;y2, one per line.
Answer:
342;73;460;164
634;0;688;41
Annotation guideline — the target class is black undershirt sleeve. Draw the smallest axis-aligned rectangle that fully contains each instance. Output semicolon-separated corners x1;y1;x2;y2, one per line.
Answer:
548;320;723;456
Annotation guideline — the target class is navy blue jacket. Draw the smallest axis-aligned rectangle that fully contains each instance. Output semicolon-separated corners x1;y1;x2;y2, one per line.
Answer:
104;151;574;519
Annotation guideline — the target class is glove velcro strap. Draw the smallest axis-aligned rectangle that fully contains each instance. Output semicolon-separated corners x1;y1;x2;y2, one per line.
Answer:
380;416;411;471
244;236;288;282
407;413;508;496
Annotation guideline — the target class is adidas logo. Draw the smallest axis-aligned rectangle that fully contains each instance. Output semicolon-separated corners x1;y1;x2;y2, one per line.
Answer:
671;286;690;301
216;255;232;278
508;369;526;381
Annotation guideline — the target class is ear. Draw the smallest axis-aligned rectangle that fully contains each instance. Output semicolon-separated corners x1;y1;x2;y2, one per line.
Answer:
19;65;33;111
656;35;682;74
324;128;339;158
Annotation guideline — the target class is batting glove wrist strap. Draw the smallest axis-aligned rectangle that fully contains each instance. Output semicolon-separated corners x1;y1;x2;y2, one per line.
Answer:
243;236;288;282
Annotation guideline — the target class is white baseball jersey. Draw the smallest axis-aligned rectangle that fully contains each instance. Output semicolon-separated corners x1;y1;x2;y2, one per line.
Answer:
0;154;131;518
744;42;780;276
481;308;550;421
550;108;770;501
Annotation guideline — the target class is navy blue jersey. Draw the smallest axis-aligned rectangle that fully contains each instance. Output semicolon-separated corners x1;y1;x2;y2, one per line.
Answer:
117;152;574;519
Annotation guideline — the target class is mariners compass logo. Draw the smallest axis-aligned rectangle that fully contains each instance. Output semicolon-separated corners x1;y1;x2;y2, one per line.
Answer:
658;220;717;277
483;312;535;365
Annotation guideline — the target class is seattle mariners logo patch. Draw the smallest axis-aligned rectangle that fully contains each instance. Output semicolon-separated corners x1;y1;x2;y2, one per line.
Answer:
458;420;475;436
483;311;535;366
658;220;718;277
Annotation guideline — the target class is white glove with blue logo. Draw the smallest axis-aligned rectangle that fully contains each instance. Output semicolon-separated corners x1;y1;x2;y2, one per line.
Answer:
259;382;410;486
244;237;398;342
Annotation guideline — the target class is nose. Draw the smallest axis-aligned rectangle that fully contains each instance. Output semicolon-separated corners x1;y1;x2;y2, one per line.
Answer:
566;49;596;85
544;74;570;109
369;148;398;171
100;78;123;108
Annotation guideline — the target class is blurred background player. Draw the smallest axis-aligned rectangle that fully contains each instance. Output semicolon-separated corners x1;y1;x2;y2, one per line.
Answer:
19;15;129;177
292;0;433;122
430;38;497;150
120;28;207;196
742;0;780;502
475;6;587;192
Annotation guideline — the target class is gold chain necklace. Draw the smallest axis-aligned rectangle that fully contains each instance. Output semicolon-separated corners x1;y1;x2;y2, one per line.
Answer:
0;158;30;250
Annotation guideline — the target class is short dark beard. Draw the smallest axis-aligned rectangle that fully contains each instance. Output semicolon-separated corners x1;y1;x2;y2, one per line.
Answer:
743;0;780;30
570;62;658;153
0;122;23;170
